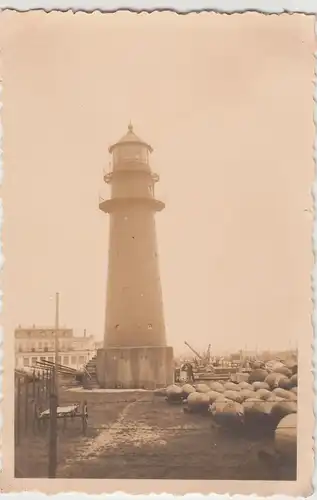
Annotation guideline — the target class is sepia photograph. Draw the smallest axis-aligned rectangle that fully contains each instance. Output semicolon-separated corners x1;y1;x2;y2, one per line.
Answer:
0;9;315;495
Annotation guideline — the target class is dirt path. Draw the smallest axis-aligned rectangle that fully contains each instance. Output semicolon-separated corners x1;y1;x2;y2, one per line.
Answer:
56;394;293;480
58;398;140;473
17;389;296;480
57;392;173;476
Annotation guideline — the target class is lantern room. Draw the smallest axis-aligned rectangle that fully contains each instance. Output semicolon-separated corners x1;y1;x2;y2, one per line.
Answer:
109;122;153;168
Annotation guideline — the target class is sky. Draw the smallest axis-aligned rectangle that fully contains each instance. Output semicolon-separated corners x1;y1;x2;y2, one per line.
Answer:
1;11;315;355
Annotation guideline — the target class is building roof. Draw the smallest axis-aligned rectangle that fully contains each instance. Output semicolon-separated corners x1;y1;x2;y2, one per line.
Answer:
109;123;153;153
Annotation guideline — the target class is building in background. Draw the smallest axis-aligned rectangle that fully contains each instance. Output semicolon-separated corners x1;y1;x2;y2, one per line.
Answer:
15;326;96;371
94;340;104;350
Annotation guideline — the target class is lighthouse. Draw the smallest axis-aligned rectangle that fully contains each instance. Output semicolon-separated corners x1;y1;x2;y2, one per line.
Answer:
96;123;174;389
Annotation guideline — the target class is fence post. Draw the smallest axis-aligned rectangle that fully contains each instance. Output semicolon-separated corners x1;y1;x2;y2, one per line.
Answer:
37;382;40;407
50;368;54;396
33;401;38;434
48;385;58;478
44;369;48;402
82;400;88;436
15;376;21;446
50;368;55;396
32;370;36;399
47;368;51;398
41;370;45;399
24;376;29;432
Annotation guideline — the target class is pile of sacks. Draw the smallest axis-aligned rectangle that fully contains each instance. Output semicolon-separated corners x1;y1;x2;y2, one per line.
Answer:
157;359;297;435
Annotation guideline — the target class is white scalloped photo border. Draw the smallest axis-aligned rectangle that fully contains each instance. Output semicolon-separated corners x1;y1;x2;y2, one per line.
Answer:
0;5;315;500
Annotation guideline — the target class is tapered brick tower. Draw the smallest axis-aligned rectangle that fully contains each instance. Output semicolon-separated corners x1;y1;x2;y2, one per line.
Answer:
96;124;174;389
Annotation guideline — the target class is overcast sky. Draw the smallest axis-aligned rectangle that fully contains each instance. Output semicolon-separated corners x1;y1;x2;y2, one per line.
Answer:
1;11;315;354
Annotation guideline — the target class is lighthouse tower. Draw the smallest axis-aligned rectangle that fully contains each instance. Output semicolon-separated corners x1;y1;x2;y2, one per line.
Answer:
96;124;174;389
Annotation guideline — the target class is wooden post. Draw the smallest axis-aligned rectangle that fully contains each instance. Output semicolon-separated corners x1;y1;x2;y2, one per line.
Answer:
15;376;21;445
48;392;58;478
24;376;29;432
41;370;45;399
48;369;51;398
45;369;48;402
50;368;53;396
82;400;88;436
33;401;38;434
43;369;46;400
32;370;36;399
48;370;51;398
37;403;43;433
48;369;52;399
37;382;40;406
54;292;60;403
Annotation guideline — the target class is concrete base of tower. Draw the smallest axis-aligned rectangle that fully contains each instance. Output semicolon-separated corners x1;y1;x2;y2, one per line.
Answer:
96;345;174;389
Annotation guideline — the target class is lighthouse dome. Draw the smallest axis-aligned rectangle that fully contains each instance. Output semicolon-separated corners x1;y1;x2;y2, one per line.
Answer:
109;123;153;153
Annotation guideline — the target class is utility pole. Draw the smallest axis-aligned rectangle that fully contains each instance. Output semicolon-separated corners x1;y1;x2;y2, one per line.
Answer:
48;291;59;479
48;391;58;478
54;292;59;400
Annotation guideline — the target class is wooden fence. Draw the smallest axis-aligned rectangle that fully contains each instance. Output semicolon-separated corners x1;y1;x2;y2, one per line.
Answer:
14;368;55;446
15;367;88;478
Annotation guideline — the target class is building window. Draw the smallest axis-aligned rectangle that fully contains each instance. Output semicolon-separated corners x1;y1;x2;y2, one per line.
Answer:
44;347;48;352
79;356;85;364
23;357;29;367
31;357;37;365
71;356;77;365
63;356;69;365
40;356;46;361
48;356;54;362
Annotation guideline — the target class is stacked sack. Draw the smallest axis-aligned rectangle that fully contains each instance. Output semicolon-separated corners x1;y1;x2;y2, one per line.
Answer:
162;357;298;436
240;359;297;431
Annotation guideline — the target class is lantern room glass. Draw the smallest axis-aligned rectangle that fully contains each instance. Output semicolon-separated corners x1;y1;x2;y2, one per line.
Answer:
114;144;149;164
